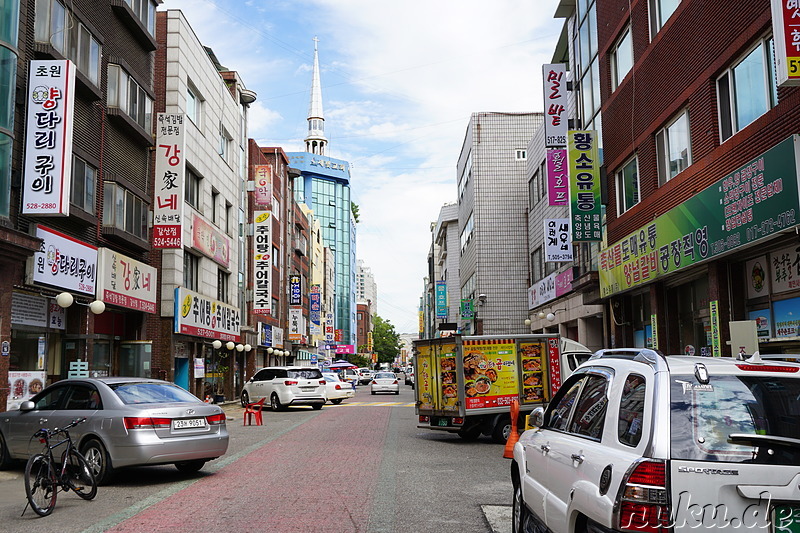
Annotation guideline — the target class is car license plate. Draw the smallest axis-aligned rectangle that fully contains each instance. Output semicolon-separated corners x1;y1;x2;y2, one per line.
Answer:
774;506;800;533
173;418;206;429
433;417;449;427
300;387;315;391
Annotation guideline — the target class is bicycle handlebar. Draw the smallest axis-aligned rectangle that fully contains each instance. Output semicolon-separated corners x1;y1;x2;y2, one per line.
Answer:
34;417;88;440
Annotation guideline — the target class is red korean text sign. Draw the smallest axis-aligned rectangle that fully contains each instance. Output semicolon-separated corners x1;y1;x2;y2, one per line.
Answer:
153;114;186;248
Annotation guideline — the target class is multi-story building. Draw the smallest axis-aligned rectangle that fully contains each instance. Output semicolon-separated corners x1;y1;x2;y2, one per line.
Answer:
356;259;377;313
456;112;542;335
246;143;292;374
424;203;460;337
288;41;356;347
596;1;800;356
524;0;605;353
151;9;253;401
1;0;160;411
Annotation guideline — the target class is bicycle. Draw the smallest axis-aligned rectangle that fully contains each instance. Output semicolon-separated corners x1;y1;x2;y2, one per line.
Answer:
23;417;97;517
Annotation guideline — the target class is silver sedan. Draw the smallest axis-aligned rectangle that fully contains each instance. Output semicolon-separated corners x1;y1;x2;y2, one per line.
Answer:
0;377;229;484
370;372;400;395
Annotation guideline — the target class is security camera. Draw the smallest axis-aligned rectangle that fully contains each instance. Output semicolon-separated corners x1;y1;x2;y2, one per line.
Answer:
477;294;487;304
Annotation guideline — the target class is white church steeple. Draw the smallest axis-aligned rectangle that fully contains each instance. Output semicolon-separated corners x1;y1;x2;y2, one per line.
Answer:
305;36;327;155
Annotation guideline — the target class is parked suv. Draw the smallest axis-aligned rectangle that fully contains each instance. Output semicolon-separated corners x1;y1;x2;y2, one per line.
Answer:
241;367;326;411
512;349;800;533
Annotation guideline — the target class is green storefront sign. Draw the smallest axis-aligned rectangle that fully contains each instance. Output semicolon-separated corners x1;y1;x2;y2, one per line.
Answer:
600;135;800;297
568;130;602;241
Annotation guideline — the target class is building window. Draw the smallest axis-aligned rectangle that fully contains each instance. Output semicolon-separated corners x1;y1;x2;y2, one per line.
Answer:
225;202;232;235
218;122;232;161
515;149;527;161
107;64;153;131
611;26;633;90
458;150;472;200
616;157;640;215
185;168;201;209
187;83;201;125
184;253;199;292
272;245;279;269
656;110;691;185
123;0;156;36
531;248;543;282
217;269;229;303
649;0;680;37
103;182;147;239
211;190;219;225
717;37;777;142
34;0;101;85
71;156;96;214
460;211;474;253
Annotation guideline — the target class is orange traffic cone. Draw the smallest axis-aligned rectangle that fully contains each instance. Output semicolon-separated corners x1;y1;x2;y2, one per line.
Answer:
503;399;520;459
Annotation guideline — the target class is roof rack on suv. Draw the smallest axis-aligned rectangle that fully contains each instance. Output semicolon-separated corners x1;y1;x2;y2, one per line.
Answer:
589;348;669;371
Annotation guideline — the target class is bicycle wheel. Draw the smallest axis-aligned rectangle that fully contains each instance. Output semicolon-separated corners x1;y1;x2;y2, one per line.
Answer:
65;449;97;500
24;454;57;517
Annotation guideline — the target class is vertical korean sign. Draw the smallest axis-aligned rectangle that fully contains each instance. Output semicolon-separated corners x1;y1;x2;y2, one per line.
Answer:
542;63;567;147
547;148;569;206
153;113;185;248
309;285;321;335
253;165;272;207
289;275;301;306
23;60;75;216
435;280;447;318
568;130;602;241
544;219;573;262
253;211;271;315
771;0;800;87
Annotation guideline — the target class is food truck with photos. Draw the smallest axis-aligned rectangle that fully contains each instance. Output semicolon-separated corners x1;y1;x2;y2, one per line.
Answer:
413;334;591;443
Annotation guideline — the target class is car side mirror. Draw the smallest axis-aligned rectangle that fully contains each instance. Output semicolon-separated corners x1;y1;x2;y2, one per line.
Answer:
19;401;35;412
528;407;545;429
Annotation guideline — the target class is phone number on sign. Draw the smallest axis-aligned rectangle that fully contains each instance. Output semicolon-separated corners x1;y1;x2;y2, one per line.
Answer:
25;202;58;210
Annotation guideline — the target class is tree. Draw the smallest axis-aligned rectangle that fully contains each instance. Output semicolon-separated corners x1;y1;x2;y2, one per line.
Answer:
373;315;401;364
351;202;360;224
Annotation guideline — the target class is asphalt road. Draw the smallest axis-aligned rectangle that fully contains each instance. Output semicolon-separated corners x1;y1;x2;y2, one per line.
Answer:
0;382;514;532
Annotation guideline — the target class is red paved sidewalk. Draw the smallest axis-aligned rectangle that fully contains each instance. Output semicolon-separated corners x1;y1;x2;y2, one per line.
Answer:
108;406;390;533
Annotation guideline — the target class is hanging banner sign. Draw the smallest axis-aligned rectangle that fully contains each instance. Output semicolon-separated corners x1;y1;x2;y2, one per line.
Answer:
153;113;186;248
253;211;272;315
96;248;157;313
460;299;474;319
289;308;304;341
22;59;75;216
435;280;447;318
543;63;567;147
310;285;321;335
192;214;230;267
32;225;97;295
600;135;800;297
544;218;573;262
174;287;240;342
289;275;301;306
325;312;335;343
568;130;602;241
547;149;569;206
253;165;273;207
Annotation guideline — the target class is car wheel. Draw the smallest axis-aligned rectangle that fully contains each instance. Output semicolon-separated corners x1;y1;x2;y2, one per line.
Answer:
81;439;114;485
240;390;250;408
0;431;12;469
457;425;482;441
270;393;285;411
491;416;512;444
331;399;343;405
312;403;323;410
175;460;206;474
395;390;400;395
512;479;528;533
371;391;376;395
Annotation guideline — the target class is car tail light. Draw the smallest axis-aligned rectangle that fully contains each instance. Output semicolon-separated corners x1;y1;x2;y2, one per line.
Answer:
392;380;398;384
419;415;430;422
124;417;171;429
319;380;326;385
453;417;464;425
618;460;670;533
335;384;342;390
736;364;799;373
206;413;226;425
371;380;377;385
284;380;298;386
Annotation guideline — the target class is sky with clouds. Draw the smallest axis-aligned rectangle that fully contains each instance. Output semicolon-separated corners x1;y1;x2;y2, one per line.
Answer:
161;0;564;333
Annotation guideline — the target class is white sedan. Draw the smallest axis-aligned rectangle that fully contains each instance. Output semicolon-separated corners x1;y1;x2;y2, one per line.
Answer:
322;373;355;404
370;372;400;395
